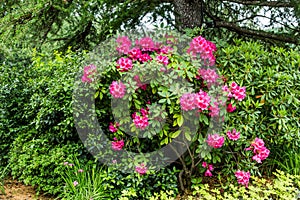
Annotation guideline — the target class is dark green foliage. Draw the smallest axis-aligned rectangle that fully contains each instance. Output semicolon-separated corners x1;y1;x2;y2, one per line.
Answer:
217;39;300;174
9;130;84;195
0;51;32;166
0;0;298;53
0;48;88;194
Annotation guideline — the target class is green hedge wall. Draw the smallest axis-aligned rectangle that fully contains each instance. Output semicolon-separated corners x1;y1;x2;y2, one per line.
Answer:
217;39;300;160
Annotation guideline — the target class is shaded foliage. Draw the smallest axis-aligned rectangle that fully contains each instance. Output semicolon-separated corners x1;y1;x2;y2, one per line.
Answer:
0;0;299;53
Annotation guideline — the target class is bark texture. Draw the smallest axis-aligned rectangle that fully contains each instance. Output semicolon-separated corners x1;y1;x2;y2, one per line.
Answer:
174;0;203;31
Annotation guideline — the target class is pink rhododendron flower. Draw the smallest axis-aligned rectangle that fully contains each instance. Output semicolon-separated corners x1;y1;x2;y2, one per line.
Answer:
198;68;219;84
132;108;149;130
133;114;149;129
109;81;126;98
180;91;211;111
202;162;214;176
138;53;152;63
116;36;131;54
223;82;246;101
252;146;270;163
251;138;265;153
128;48;142;60
109;122;120;132
111;137;124;151
207;134;224;148
180;93;197;111
195;90;210;110
226;103;236;113
116;57;133;72
206;40;217;52
187;36;216;66
235;170;250;188
156;55;169;66
246;138;270;163
82;64;97;83
204;169;213;177
140;107;149;116
208;101;220;117
135;37;155;51
230;82;246;101
160;46;173;54
135;163;148;175
227;129;240;141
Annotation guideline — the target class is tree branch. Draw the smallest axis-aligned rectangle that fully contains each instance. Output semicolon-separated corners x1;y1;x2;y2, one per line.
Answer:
214;20;299;44
225;0;294;7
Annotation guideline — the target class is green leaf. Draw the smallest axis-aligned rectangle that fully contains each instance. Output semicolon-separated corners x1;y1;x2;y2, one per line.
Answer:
184;132;191;141
177;114;184;127
170;130;181;138
160;137;168;145
94;91;99;99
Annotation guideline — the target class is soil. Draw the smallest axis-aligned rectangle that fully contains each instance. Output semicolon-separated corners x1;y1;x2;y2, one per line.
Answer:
0;178;56;200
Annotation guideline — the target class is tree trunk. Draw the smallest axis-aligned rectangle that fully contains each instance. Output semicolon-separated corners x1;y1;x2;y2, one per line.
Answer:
174;0;203;31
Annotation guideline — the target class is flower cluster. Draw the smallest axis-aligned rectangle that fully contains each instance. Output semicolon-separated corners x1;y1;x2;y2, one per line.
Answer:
246;138;270;163
109;122;120;133
198;68;219;85
180;90;211;111
223;82;246;101
226;129;240;141
81;64;97;83
202;162;214;177
132;108;149;130
206;134;224;148
187;36;217;66
135;163;148;175
114;36;174;81
208;101;220;117
156;55;169;66
109;81;126;98
116;36;132;54
111;137;124;151
135;37;155;51
235;170;250;188
226;103;236;113
116;57;133;72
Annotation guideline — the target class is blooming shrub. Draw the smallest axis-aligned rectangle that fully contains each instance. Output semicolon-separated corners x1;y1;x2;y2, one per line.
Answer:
75;31;269;190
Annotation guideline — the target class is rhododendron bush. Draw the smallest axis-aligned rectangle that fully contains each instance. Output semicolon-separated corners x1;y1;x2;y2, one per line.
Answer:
73;31;269;190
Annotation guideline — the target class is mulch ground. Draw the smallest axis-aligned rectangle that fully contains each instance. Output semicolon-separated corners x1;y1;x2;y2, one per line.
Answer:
0;178;56;200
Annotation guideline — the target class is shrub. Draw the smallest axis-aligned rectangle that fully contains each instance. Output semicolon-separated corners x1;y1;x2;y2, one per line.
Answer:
0;52;32;167
73;31;272;192
9;129;84;195
216;39;300;175
6;48;89;194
